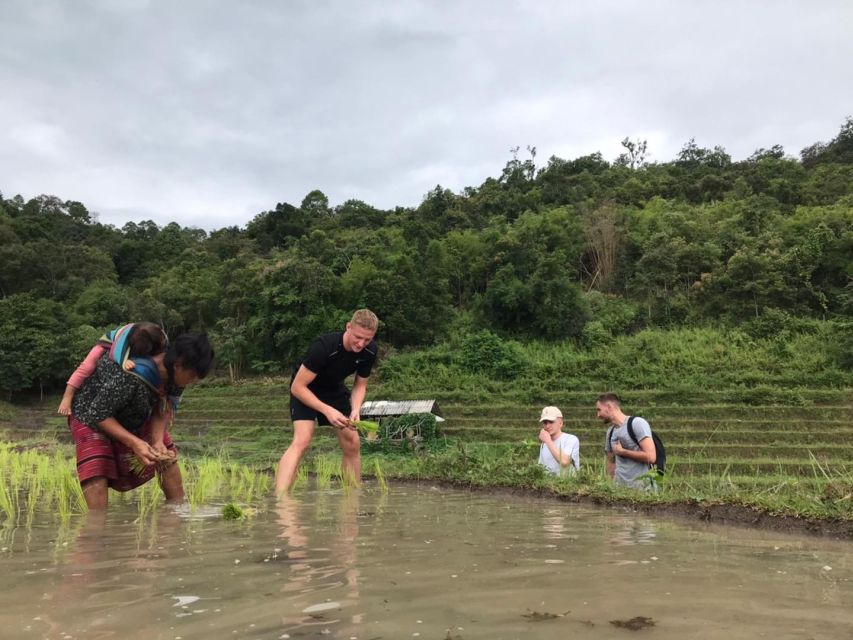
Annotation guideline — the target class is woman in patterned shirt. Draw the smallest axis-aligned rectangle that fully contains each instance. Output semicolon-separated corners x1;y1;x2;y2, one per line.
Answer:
69;333;214;510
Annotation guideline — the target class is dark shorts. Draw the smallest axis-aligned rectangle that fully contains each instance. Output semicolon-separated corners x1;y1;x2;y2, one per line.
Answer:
68;415;177;492
290;388;351;426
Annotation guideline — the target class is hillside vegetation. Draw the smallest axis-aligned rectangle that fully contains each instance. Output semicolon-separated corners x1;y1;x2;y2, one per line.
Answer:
2;119;852;392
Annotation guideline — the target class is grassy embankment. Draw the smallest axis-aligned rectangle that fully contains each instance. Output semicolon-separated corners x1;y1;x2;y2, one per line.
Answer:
2;325;852;525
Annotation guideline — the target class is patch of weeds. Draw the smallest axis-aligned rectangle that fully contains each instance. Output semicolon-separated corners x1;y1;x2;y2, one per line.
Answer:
222;503;245;520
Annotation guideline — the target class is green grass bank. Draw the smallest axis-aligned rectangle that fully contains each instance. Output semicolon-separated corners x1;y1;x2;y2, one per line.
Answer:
1;325;852;533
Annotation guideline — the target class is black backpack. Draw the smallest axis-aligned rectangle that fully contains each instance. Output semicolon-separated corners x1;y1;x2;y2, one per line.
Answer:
608;416;667;476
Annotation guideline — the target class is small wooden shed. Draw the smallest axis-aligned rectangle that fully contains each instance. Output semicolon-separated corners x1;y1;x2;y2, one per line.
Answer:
360;399;444;422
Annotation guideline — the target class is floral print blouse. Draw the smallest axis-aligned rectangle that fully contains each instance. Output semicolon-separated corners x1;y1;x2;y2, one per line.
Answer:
72;355;158;434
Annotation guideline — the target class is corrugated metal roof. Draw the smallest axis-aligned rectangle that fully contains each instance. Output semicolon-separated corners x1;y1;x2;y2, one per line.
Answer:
360;400;444;422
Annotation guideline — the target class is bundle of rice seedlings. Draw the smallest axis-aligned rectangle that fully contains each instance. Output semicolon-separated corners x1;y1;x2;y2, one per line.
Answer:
353;420;379;432
353;420;380;441
125;450;177;477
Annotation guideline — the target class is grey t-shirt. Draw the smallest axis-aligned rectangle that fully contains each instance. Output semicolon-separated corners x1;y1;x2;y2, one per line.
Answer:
605;416;656;490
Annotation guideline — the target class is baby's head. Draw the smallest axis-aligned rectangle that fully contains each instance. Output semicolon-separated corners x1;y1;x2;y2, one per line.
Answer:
129;322;169;358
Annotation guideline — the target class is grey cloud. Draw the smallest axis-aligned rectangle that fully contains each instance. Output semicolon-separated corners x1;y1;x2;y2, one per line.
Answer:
1;0;851;230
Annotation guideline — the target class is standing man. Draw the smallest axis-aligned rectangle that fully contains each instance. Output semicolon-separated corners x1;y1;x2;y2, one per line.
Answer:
596;393;657;490
275;309;379;495
537;406;580;475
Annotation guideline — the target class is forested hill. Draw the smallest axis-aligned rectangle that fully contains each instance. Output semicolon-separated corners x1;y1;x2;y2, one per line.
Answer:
1;119;851;392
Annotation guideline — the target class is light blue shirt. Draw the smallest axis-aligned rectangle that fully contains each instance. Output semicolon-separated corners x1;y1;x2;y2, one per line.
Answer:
539;433;580;475
605;417;655;490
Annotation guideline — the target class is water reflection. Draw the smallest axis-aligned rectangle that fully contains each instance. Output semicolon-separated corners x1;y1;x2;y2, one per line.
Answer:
541;507;569;540
21;507;187;637
275;491;363;636
0;485;850;639
609;518;658;546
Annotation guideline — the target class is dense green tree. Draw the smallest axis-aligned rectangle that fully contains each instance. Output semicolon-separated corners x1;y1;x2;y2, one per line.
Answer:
251;249;343;368
245;202;308;251
300;190;331;218
73;281;128;327
801;116;853;167
2;117;852;389
0;294;67;395
334;199;386;229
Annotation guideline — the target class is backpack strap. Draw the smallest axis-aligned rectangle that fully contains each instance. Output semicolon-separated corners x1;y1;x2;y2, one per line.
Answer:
626;416;641;447
627;416;654;470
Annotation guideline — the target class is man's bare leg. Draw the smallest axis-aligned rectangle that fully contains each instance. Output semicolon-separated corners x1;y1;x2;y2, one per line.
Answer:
276;420;316;496
336;426;361;486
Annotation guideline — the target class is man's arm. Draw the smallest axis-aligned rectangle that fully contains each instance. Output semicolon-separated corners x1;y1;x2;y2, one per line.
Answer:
291;365;351;428
612;437;656;464
604;428;615;477
349;375;369;422
605;452;616;478
544;439;571;467
570;438;580;470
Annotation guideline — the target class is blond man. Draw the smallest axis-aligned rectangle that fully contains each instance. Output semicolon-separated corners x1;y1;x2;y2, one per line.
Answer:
538;406;580;475
275;310;379;495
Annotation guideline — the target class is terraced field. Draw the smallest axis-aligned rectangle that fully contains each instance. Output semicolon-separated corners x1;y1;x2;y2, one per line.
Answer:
0;381;849;528
7;384;853;481
178;387;852;471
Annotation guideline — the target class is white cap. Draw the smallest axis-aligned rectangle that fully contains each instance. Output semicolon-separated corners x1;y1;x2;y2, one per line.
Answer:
539;406;562;422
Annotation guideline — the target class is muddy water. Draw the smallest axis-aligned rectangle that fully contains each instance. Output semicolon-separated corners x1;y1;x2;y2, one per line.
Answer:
0;485;850;639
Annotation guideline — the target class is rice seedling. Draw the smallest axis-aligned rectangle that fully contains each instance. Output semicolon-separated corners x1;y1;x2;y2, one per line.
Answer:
292;464;308;492
135;477;163;522
62;458;87;515
341;467;358;495
24;467;43;528
0;478;14;524
223;462;269;505
314;454;339;491
183;457;227;510
373;459;388;493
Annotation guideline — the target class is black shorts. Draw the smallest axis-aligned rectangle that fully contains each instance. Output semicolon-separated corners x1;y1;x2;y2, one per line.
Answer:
289;389;351;426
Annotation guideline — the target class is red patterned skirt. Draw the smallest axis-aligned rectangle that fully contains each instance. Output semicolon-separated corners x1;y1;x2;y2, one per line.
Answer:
68;415;177;492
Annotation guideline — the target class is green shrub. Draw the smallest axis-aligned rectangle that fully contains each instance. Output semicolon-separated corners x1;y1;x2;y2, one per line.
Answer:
580;320;611;349
584;291;641;334
743;309;790;340
458;330;528;380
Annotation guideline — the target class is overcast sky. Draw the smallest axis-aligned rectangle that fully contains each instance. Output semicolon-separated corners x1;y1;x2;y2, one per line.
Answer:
1;1;851;230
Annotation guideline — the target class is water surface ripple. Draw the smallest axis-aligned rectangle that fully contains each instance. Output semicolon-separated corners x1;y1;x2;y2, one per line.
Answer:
0;484;850;639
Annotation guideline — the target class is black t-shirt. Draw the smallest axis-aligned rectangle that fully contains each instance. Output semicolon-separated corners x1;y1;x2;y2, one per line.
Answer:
293;331;377;396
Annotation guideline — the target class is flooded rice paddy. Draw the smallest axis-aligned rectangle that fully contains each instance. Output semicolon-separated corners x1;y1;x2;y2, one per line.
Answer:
0;484;850;639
